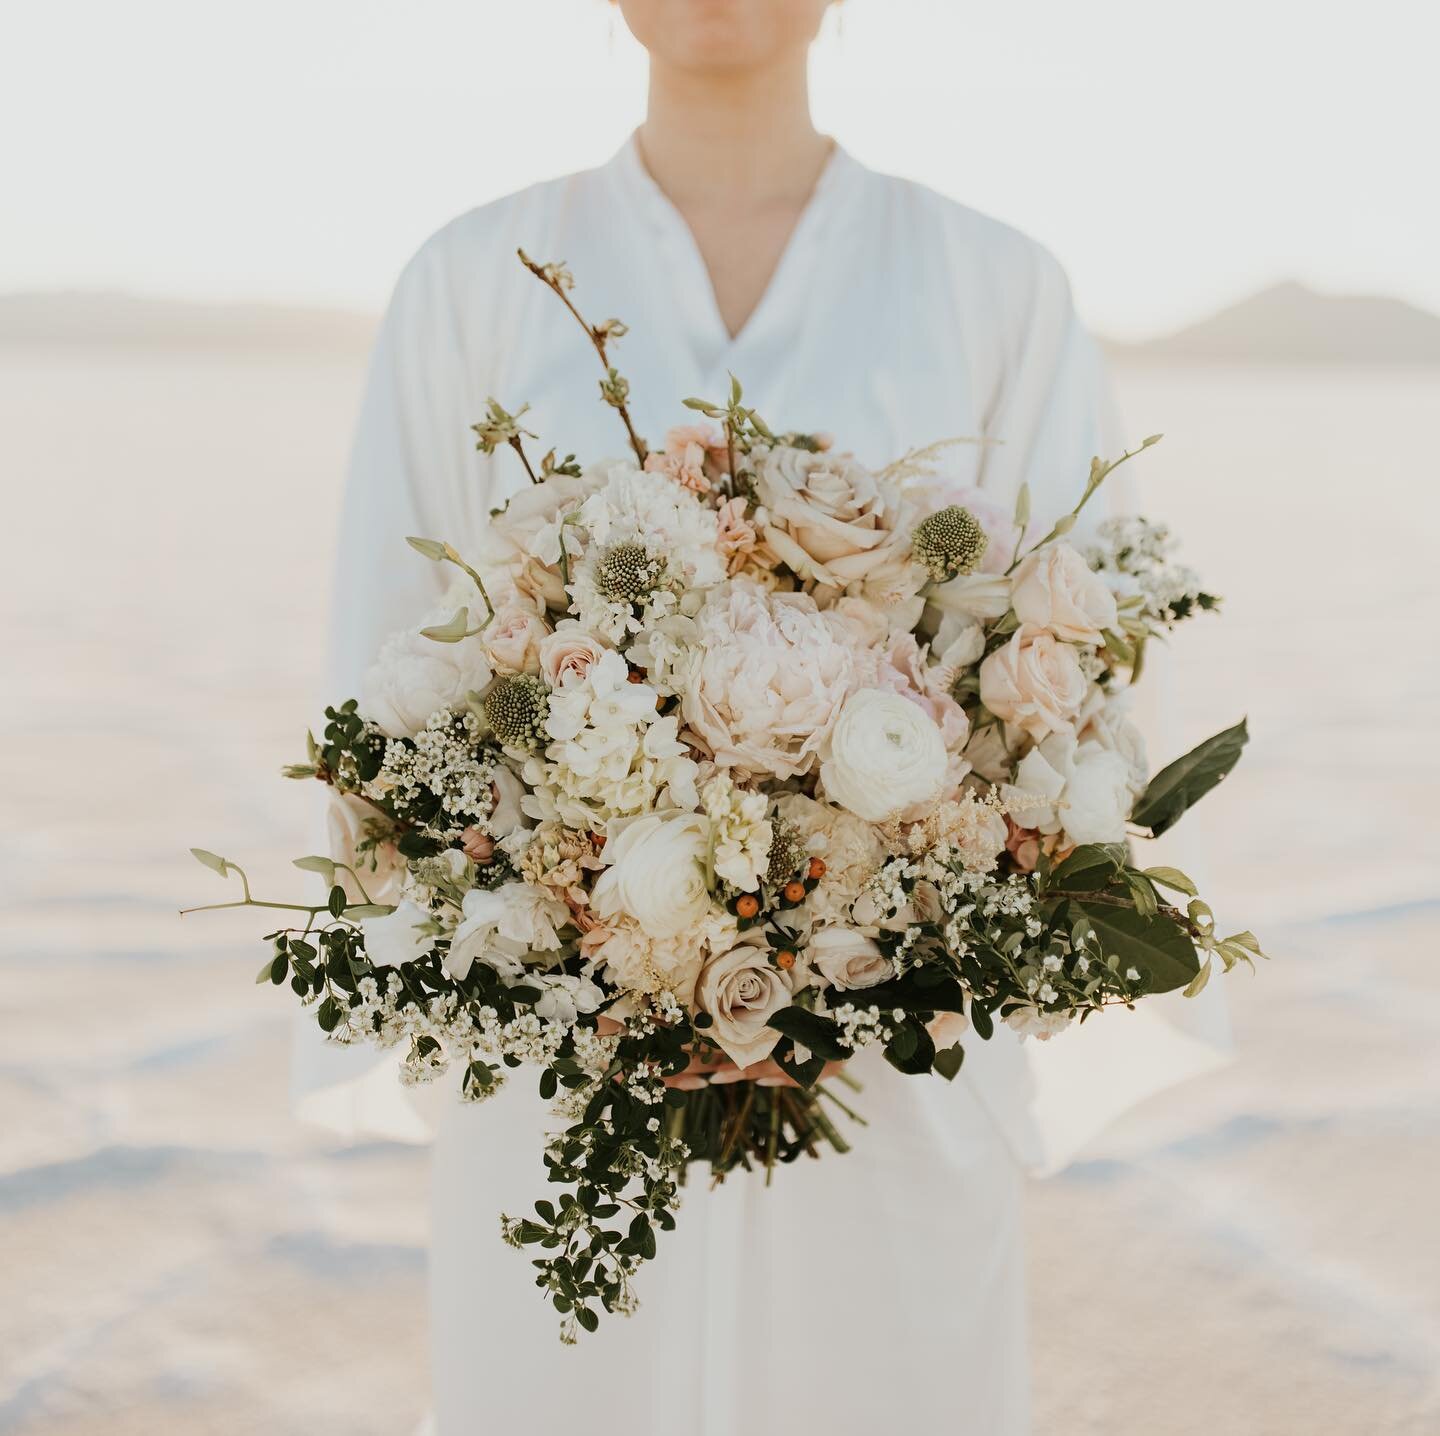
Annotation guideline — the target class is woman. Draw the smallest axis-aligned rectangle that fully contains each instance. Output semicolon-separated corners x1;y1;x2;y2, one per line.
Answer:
304;2;1227;1430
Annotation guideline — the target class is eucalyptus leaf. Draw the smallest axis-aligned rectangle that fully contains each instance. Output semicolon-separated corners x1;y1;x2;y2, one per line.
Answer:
1132;719;1248;837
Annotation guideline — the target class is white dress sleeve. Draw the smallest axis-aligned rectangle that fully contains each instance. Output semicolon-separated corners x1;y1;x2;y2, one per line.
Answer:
289;242;481;1144
962;238;1232;1175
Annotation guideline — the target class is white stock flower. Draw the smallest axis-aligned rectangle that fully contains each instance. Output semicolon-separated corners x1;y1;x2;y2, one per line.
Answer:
592;810;712;939
695;933;795;1068
361;900;435;969
701;772;772;892
978;624;1087;742
1011;541;1119;644
819;688;948;822
360;589;494;739
808;926;894;991
680;581;859;780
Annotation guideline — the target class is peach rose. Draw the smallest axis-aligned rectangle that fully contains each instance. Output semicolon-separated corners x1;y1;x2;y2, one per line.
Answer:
978;623;1087;741
536;623;609;689
1010;542;1118;645
483;602;550;675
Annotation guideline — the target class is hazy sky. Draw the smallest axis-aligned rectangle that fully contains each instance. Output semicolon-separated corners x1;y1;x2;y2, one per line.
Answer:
4;0;1436;338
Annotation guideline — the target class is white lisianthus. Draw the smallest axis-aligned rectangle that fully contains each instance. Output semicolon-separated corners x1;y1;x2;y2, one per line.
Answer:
361;899;435;969
592;811;712;939
808;926;893;991
445;882;569;981
533;973;603;1026
1011;542;1119;645
819;688;948;822
360;587;494;740
695;933;795;1068
1005;734;1134;846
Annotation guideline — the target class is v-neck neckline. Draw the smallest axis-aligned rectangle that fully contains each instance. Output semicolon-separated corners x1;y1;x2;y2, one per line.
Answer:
609;133;857;385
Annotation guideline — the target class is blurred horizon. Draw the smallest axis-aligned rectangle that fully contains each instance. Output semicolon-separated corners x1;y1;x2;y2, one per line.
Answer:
4;0;1437;341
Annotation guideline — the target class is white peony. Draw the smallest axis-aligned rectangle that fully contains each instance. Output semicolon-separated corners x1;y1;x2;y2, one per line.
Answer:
808;926;893;991
592;810;712;939
1010;542;1119;645
680;581;859;780
361;900;435;969
695;933;796;1068
819;688;949;822
360;588;494;739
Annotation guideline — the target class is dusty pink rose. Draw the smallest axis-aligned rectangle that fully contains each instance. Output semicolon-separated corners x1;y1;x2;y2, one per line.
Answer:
459;826;496;864
1011;542;1118;645
875;632;971;751
643;423;729;493
978;623;1088;741
537;624;609;689
483;602;550;674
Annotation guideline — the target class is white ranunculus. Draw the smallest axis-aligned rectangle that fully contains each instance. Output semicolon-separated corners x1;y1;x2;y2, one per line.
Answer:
360;590;495;739
808;926;893;991
819;688;949;822
361;900;434;969
591;811;712;939
1010;542;1119;644
695;933;795;1068
325;792;405;905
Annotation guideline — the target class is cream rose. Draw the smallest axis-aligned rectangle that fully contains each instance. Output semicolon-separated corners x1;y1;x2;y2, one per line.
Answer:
1011;542;1119;645
978;624;1087;741
808;926;894;991
592;811;712;939
695;933;794;1068
754;448;912;591
537;623;609;689
484;602;550;674
681;581;858;779
819;688;949;822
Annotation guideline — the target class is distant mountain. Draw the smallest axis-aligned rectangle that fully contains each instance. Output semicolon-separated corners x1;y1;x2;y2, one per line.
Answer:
0;291;375;352
1109;281;1440;365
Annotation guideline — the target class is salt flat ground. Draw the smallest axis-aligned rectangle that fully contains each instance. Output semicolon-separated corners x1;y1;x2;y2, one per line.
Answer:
2;348;1436;1434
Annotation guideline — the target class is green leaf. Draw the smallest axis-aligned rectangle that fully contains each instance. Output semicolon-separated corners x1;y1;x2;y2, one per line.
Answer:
269;954;288;985
1142;865;1198;897
293;855;337;884
255;958;277;985
190;848;231;877
317;996;341;1032
1071;902;1200;994
344;903;393;919
933;1042;965;1081
767;1006;849;1062
884;1020;936;1076
327;885;347;919
1049;843;1125;892
1132;719;1248;837
420;607;470;643
1183;957;1214;998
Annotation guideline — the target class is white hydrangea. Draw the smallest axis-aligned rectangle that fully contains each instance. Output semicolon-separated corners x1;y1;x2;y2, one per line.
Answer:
521;649;699;830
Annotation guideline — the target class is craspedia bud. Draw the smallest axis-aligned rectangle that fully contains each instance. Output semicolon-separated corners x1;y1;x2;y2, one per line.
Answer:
911;505;989;581
482;674;550;749
765;817;809;887
594;540;663;603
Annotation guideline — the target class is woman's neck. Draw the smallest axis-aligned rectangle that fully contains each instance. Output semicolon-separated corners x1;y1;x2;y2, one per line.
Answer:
638;55;831;208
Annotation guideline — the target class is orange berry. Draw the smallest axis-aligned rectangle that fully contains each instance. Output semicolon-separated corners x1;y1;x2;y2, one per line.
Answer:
783;881;806;903
775;950;796;970
736;894;760;919
807;857;827;879
626;670;645;684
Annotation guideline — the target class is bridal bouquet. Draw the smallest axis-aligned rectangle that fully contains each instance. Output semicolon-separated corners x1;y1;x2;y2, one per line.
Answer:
188;252;1262;1338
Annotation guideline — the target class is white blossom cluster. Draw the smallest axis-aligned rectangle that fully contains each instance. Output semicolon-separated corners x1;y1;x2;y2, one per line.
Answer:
364;707;501;839
1085;515;1209;626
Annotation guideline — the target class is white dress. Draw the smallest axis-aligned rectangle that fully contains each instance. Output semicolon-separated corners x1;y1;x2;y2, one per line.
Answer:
300;138;1229;1435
